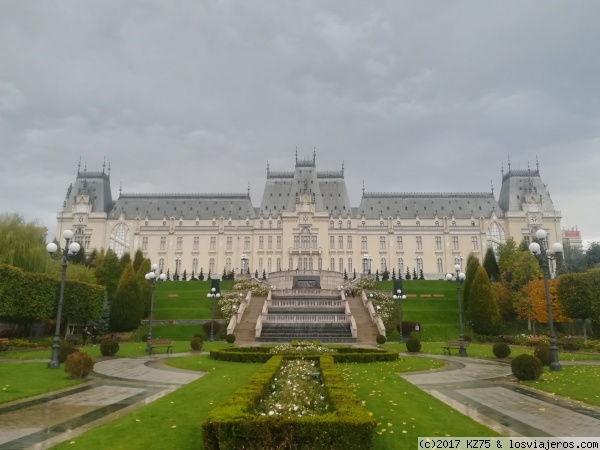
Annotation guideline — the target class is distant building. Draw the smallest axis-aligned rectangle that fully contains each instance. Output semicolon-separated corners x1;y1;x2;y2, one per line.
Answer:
53;153;564;279
562;228;583;250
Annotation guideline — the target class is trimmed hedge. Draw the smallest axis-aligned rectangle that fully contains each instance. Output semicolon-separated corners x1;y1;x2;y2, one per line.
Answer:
209;346;398;364
202;355;376;450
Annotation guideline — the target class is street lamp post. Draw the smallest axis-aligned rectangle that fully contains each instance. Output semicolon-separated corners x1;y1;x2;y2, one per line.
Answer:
46;230;81;369
145;264;167;354
392;289;407;343
207;287;220;342
529;229;564;372
445;264;467;357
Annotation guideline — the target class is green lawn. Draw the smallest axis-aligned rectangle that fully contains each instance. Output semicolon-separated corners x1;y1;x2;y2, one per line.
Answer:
0;362;82;404
153;280;234;320
522;365;600;407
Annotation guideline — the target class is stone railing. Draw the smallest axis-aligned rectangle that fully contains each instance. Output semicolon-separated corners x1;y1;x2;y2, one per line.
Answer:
272;288;340;297
262;313;351;323
227;290;251;335
269;299;344;308
362;291;386;336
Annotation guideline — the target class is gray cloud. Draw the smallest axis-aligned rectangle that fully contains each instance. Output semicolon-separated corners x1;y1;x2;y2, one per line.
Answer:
0;0;598;244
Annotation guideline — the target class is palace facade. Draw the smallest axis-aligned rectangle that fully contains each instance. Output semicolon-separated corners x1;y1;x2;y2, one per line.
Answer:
54;153;563;279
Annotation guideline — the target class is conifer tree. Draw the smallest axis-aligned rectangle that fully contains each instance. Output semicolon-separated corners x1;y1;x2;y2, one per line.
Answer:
391;268;396;280
353;269;356;279
222;267;227;280
121;252;132;269
100;250;122;302
406;267;411;280
199;267;204;281
255;269;259;278
207;269;211;280
182;270;187;281
483;247;500;282
467;266;501;334
375;269;380;281
462;255;481;315
110;264;143;331
343;269;348;280
262;269;267;280
132;250;144;272
419;268;424;280
412;268;417;279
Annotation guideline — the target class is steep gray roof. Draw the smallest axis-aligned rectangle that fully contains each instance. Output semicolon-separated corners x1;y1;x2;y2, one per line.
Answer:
259;156;351;215
357;192;500;219
63;171;113;213
108;193;255;220
498;169;555;212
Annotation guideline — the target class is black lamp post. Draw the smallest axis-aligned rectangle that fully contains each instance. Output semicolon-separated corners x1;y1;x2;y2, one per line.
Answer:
445;264;467;357
392;289;407;343
207;287;220;341
46;230;81;369
529;229;564;371
145;264;167;354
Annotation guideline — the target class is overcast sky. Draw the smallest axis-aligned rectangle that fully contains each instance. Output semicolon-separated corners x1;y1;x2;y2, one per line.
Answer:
1;1;599;246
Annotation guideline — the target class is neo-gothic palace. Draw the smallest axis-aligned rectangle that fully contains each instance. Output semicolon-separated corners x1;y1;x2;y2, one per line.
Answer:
54;153;563;279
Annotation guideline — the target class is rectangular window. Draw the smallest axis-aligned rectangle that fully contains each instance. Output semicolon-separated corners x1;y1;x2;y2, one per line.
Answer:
244;237;250;250
435;236;442;251
452;236;459;251
210;237;216;251
159;258;164;271
330;236;335;249
294;236;300;248
177;237;183;250
268;258;272;272
193;237;199;250
288;257;293;270
330;258;335;271
339;258;344;273
380;236;386;250
348;258;353;273
259;257;263;272
361;236;367;250
471;236;478;251
347;236;352;249
268;236;273;249
259;236;264;250
192;258;198;273
227;237;233;250
416;236;422;250
142;237;148;251
311;236;317;249
338;236;343;249
160;237;166;250
276;257;281;271
277;236;282;249
437;258;443;273
396;236;403;250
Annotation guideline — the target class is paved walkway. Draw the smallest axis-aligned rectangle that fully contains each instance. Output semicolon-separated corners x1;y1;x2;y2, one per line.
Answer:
1;353;600;448
399;354;600;437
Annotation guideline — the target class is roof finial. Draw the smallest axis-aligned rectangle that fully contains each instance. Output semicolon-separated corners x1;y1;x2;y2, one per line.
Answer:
501;161;504;176
508;156;511;172
362;180;365;197
527;161;531;173
247;181;250;196
119;181;122;197
102;157;106;175
295;147;298;164
77;157;81;175
342;160;344;176
84;161;87;174
313;147;316;164
491;179;494;195
108;162;111;179
536;155;539;172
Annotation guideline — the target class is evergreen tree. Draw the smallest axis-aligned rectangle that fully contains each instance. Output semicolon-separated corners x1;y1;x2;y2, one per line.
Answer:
120;252;132;269
190;270;196;280
353;269;356;280
406;267;411;280
262;269;267;280
86;248;98;268
419;268;424;280
462;255;481;315
412;268;417;279
110;263;144;331
100;250;122;302
255;269;259;278
391;268;396;280
199;267;204;281
228;269;235;280
132;250;144;272
167;268;171;281
182;270;187;281
207;269;211;280
398;268;403;280
72;245;86;265
467;266;501;334
382;269;389;281
483;247;500;281
375;269;380;281
222;267;227;280
343;269;348;280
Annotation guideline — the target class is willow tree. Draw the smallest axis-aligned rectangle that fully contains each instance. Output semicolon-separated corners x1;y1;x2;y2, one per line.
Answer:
0;213;51;274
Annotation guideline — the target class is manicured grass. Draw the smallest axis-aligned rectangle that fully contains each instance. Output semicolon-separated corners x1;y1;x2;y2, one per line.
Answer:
51;355;264;450
522;365;600;407
153;280;234;320
340;358;500;449
0;362;81;405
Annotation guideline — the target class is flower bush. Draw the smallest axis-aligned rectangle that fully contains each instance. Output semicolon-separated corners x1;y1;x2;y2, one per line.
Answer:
345;278;378;297
256;358;329;418
269;343;335;355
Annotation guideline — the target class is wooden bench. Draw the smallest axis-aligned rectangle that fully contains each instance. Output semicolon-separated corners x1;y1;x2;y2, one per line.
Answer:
147;339;173;355
0;338;9;352
65;335;80;345
442;340;470;355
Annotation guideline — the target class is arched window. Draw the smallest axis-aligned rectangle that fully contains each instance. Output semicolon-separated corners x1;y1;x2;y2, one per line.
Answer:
486;222;506;253
109;223;130;258
437;258;443;273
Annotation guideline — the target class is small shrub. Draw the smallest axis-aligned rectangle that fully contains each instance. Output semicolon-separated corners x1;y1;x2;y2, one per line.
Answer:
534;342;551;366
376;334;387;345
406;336;421;353
493;342;511;359
225;334;236;344
559;337;584;351
59;340;77;363
511;354;543;381
64;351;94;379
100;339;120;357
190;337;203;351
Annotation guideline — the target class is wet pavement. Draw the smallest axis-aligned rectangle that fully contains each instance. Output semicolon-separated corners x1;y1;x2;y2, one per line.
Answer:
1;353;599;448
400;354;600;437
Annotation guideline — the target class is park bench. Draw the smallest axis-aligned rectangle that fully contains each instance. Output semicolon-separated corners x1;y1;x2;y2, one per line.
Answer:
0;337;9;352
442;340;470;355
65;335;80;345
147;339;173;355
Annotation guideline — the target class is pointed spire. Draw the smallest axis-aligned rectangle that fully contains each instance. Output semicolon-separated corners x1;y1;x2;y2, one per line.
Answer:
508;156;511;172
84;161;87;174
119;181;122;197
313;147;316;165
527;161;531;173
362;180;365;197
295;147;298;164
491;179;494;195
108;163;111;179
102;157;106;175
266;160;270;176
77;157;81;175
342;160;344;176
501;161;504;176
536;155;539;173
247;181;251;197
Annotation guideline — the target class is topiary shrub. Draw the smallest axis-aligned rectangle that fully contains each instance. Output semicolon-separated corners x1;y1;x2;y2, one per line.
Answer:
59;340;77;363
493;342;511;359
190;337;203;351
376;334;387;345
226;334;236;344
64;351;94;379
100;339;120;357
406;336;421;353
511;354;543;381
534;342;551;366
